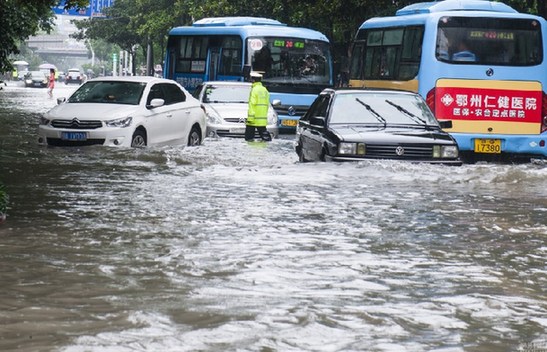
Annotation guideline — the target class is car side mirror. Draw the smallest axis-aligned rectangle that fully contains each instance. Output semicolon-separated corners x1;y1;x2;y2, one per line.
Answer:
272;99;281;106
147;98;165;109
310;116;326;127
438;120;453;129
57;97;66;105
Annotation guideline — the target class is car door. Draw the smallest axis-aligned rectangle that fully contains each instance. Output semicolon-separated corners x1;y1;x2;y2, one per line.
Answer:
299;93;331;161
161;83;197;143
144;83;173;145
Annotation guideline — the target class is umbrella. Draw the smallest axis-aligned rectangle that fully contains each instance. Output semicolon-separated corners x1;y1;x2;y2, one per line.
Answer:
13;60;29;66
39;63;57;70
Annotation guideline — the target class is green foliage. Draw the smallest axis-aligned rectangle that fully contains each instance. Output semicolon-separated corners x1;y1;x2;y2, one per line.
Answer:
2;0;544;74
0;0;88;72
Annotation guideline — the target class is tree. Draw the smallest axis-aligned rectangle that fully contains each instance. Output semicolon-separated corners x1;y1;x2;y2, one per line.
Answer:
0;0;88;73
69;0;547;77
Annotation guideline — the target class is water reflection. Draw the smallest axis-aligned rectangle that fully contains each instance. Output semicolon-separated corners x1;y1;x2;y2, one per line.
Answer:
0;84;546;351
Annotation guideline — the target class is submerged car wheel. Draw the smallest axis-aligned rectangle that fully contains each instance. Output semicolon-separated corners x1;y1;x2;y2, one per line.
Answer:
320;147;327;162
187;126;201;146
131;130;147;148
296;140;308;162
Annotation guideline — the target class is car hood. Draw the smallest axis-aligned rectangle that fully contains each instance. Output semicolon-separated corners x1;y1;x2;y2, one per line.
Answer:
332;125;456;144
205;103;247;119
45;103;140;120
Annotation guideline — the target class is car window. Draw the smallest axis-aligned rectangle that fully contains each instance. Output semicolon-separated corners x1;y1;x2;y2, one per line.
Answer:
161;83;187;104
330;93;438;125
192;84;204;100
68;81;146;105
147;84;165;105
203;85;249;103
305;94;330;121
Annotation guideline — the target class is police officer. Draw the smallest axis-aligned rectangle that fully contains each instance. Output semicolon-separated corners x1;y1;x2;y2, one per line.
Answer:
246;72;271;141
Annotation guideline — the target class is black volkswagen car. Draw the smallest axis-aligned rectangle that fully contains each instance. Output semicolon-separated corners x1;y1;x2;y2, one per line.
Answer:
295;89;462;165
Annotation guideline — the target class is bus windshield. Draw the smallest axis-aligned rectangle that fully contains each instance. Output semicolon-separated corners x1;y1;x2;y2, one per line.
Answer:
248;37;331;85
436;17;543;66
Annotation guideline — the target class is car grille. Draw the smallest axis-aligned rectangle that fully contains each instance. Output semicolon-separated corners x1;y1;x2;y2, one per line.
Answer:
51;119;103;129
223;118;245;124
46;138;105;146
274;104;308;118
366;144;433;159
216;130;245;137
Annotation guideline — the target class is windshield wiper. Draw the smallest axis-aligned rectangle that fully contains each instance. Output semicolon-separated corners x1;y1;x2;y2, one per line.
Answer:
355;98;386;127
385;99;427;125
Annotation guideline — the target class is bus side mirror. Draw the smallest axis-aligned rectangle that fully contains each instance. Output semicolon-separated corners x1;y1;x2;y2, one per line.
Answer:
243;65;251;81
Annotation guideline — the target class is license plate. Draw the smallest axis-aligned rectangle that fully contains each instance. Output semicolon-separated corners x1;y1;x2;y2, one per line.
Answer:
474;139;501;153
61;132;87;141
281;119;298;127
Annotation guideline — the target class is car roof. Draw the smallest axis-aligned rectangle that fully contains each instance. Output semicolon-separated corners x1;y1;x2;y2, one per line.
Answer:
201;81;251;87
86;76;180;85
325;88;418;96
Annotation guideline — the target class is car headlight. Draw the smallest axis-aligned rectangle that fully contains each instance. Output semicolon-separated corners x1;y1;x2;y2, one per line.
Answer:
204;108;223;124
39;116;50;125
267;108;278;125
25;79;32;84
338;142;366;155
433;145;459;158
105;116;132;128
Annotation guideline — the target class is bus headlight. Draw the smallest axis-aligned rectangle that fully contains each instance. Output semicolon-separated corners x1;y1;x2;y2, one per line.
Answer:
433;145;459;158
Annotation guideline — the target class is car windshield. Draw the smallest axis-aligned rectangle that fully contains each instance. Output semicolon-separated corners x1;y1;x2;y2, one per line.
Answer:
203;85;250;103
68;81;146;105
27;71;45;78
330;93;439;125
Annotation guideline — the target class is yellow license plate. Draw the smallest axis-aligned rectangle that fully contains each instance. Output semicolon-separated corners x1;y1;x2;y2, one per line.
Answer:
281;119;298;127
474;139;501;154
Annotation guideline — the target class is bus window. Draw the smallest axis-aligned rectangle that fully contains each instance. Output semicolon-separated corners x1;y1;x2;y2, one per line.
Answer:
177;36;208;73
219;36;243;76
359;26;424;81
349;43;365;80
248;37;331;85
436;17;543;66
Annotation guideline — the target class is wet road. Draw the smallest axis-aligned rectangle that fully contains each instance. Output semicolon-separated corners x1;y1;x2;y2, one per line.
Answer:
0;83;546;352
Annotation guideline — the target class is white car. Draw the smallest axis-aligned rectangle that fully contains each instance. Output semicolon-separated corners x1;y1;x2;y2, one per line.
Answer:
64;68;85;85
38;76;206;148
192;81;279;138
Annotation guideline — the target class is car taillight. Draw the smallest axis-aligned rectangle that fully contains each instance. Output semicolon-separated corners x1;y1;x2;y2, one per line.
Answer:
542;91;547;133
426;88;435;114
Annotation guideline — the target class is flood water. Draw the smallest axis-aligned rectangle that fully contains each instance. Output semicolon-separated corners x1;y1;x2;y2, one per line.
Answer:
0;83;546;352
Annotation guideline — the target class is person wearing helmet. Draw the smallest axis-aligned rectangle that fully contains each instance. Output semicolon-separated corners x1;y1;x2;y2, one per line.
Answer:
245;72;272;141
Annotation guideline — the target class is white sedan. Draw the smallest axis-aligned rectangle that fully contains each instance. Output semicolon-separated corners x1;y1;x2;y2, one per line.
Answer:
38;76;206;148
192;81;279;138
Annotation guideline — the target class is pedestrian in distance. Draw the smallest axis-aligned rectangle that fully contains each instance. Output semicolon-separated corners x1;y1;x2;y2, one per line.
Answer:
245;71;272;142
47;68;55;98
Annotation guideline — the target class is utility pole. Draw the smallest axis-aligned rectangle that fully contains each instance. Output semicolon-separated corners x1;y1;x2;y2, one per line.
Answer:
146;39;154;76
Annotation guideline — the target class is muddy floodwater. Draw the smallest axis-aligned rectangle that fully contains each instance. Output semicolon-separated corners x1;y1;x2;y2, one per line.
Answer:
0;83;546;352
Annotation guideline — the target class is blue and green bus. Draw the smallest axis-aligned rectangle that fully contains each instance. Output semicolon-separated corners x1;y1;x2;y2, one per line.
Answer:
164;17;334;132
349;0;546;161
